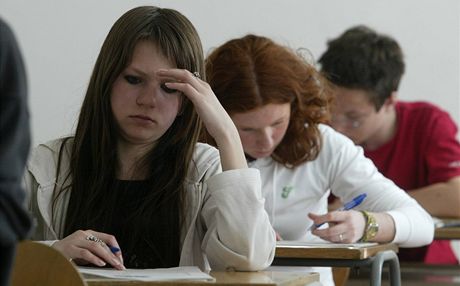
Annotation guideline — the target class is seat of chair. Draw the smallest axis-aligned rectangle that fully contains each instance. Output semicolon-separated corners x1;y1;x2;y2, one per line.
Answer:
11;240;87;286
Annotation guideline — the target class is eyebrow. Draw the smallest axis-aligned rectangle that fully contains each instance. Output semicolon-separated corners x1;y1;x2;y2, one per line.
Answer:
124;66;150;78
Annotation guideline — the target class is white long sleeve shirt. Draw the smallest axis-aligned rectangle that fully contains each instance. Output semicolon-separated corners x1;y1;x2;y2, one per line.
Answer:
24;139;276;272
250;124;434;285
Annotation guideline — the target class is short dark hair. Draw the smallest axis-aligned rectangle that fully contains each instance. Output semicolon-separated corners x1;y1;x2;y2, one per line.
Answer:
319;25;405;110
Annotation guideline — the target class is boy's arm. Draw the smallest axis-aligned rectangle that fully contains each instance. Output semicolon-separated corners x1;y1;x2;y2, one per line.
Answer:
409;176;460;218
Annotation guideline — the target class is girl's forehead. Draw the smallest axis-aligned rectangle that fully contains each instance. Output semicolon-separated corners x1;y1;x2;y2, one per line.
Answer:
231;103;291;126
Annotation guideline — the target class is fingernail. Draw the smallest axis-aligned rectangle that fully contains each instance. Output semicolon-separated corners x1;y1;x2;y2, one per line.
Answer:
113;258;121;266
98;260;106;266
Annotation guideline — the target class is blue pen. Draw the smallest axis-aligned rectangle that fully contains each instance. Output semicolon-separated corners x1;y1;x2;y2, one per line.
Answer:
310;193;367;231
337;193;367;211
108;245;120;253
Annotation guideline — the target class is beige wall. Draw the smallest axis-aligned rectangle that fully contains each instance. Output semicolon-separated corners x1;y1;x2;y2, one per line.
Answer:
2;0;459;145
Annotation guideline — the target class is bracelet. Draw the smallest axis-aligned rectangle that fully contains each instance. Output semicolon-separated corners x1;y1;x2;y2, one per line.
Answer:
359;210;379;242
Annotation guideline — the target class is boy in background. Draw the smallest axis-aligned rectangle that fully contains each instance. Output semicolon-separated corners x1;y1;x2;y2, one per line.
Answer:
319;25;460;264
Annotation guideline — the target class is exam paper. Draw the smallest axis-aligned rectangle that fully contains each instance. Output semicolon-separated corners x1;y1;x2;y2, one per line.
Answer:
78;266;215;282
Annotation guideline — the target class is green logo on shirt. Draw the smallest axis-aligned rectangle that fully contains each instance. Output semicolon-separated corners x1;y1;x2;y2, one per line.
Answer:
281;186;294;198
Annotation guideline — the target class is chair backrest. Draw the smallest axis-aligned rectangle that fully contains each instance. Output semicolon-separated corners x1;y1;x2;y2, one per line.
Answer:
11;240;87;286
332;267;350;286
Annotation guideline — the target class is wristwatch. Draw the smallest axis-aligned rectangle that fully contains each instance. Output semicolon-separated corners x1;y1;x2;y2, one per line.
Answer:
359;211;379;242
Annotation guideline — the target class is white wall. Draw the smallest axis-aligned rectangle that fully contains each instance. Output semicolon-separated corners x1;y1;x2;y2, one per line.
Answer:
2;0;459;145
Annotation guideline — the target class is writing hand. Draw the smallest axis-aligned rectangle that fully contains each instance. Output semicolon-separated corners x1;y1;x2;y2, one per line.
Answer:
308;211;366;243
52;229;125;270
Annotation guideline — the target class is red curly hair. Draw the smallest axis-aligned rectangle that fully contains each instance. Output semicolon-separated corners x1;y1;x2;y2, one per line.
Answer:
203;34;332;167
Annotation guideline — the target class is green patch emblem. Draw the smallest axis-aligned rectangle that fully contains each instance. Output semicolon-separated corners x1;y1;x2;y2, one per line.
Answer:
281;186;294;198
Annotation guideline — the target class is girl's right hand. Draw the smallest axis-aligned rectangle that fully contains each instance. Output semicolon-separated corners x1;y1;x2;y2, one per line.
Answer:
52;229;125;270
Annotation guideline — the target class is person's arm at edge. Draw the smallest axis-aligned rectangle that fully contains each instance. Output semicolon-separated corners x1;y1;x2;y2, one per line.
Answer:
408;176;460;218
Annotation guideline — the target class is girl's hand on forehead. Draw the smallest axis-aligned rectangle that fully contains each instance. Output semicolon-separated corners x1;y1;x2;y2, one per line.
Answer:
156;68;235;140
157;68;247;170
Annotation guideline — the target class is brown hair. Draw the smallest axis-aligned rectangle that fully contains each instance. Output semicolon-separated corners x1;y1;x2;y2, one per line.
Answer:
204;34;331;167
52;6;204;259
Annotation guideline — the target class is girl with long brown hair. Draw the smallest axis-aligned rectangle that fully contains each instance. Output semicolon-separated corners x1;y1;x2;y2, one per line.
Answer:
24;7;275;271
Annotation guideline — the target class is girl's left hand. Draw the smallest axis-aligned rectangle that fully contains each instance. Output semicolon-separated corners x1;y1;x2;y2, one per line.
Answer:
157;68;247;170
156;69;236;141
308;210;366;243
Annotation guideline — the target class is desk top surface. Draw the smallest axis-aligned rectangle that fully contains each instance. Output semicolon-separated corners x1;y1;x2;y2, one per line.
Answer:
85;270;320;286
275;242;398;260
435;226;460;239
434;218;460;239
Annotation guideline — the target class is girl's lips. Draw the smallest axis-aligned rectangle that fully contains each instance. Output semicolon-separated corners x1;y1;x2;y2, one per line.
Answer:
129;115;155;126
130;115;154;122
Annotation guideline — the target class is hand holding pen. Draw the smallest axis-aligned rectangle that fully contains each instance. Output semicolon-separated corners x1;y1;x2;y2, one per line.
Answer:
52;230;125;270
308;193;367;243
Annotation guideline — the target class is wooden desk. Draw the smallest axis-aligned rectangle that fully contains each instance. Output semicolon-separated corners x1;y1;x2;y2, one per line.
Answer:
276;242;398;260
434;218;460;239
435;227;460;240
85;270;320;286
273;242;400;286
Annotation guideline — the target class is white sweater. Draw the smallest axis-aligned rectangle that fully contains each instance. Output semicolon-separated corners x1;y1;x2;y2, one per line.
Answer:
250;124;434;285
24;138;276;272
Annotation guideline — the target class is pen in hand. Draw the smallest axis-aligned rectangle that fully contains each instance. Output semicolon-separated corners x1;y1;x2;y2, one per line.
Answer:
108;245;120;254
309;193;367;231
102;243;124;269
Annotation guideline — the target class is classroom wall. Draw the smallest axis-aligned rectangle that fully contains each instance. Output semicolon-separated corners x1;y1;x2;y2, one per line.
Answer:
2;0;459;145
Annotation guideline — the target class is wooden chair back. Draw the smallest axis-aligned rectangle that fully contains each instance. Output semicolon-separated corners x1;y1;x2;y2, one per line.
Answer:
11;240;87;286
332;267;350;286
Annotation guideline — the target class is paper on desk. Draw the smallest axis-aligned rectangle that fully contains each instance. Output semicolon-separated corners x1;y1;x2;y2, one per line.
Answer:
78;266;215;282
277;240;378;248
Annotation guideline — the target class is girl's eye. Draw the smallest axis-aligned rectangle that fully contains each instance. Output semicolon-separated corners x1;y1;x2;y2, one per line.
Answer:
160;83;178;94
124;75;142;85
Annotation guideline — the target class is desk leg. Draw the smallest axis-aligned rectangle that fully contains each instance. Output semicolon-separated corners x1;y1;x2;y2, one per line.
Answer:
370;250;401;286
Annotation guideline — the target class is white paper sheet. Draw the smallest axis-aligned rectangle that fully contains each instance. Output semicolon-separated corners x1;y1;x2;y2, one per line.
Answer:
79;266;215;282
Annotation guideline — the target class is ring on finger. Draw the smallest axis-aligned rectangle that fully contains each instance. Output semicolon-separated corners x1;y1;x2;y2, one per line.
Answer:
86;234;102;243
192;71;200;79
